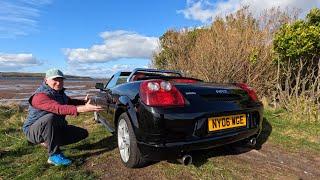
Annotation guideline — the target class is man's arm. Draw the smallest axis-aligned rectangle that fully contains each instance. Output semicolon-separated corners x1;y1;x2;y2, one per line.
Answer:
32;93;78;116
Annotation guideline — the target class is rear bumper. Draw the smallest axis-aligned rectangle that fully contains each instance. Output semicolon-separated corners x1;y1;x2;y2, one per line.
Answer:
134;101;263;160
137;127;260;160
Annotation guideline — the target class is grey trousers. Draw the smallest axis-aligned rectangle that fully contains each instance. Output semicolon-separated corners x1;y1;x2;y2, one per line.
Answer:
25;113;88;156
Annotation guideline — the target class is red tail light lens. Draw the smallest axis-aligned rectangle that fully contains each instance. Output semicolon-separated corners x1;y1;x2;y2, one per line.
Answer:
236;83;258;101
140;80;185;107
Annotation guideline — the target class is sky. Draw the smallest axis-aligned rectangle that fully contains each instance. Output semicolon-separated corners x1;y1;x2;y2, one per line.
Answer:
0;0;319;78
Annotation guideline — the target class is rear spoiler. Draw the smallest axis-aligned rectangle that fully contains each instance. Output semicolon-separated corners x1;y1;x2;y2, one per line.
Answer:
126;68;183;82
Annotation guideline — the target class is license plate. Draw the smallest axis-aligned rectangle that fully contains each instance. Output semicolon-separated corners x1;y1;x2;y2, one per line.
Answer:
208;114;247;132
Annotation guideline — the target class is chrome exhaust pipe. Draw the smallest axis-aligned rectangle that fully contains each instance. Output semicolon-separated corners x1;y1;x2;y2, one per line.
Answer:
248;137;257;146
178;155;192;166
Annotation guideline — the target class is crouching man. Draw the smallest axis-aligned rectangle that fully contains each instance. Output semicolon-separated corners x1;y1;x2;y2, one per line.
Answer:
22;68;103;166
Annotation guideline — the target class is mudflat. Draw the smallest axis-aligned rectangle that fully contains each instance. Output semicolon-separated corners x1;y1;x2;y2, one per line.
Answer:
0;77;101;106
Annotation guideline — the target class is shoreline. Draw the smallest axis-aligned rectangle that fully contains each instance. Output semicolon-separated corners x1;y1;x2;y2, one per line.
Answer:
0;78;101;108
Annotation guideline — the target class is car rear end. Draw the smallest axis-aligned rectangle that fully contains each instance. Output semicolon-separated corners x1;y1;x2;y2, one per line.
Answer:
135;79;263;160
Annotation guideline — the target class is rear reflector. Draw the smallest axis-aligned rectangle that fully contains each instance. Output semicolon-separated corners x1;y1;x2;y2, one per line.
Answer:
140;80;185;107
236;83;258;101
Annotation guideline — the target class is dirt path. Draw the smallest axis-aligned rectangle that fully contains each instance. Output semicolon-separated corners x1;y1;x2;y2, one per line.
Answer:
233;143;320;179
85;142;320;179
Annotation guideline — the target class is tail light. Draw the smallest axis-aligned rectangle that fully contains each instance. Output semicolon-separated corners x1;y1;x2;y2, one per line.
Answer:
236;83;258;101
140;80;185;107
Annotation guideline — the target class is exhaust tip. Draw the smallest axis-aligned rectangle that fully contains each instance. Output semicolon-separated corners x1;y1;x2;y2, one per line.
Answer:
178;155;192;166
248;137;257;146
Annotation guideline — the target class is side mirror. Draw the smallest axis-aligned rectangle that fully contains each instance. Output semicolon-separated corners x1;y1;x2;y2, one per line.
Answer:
95;82;104;90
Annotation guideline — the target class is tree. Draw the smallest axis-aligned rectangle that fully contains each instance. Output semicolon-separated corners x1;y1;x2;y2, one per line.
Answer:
273;8;320;64
273;8;320;121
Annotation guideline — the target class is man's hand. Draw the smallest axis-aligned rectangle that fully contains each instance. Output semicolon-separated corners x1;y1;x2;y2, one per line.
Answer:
76;99;104;113
84;94;89;102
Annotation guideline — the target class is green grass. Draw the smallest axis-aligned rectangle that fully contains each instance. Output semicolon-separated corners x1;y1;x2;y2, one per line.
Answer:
264;108;320;153
0;105;319;179
0;105;112;179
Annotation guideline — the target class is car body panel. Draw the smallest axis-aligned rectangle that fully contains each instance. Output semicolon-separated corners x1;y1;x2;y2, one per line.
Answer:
93;68;263;160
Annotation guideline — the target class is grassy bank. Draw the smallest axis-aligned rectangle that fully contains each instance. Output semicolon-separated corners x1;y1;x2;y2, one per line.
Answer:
0;105;319;179
264;108;320;153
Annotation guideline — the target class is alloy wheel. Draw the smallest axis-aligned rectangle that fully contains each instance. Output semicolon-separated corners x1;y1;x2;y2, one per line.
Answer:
117;118;130;162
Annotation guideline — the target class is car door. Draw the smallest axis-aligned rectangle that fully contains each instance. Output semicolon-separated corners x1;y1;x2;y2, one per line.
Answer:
95;73;120;130
105;73;129;123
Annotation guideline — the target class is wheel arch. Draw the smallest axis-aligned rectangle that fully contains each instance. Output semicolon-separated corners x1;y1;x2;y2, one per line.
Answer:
114;95;139;130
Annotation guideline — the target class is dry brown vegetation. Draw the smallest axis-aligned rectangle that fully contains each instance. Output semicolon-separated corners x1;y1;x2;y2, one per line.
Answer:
275;59;320;122
153;8;294;95
153;7;319;123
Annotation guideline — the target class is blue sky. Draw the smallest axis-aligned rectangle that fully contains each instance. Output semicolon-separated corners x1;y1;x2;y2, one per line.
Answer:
0;0;319;77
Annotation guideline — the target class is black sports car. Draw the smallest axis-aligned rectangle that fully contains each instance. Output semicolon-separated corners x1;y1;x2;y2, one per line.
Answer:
93;68;263;168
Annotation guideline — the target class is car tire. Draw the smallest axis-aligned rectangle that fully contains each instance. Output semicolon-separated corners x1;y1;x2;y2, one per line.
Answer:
117;112;145;168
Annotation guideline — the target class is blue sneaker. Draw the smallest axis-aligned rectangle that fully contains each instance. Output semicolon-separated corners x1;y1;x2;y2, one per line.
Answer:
47;153;72;166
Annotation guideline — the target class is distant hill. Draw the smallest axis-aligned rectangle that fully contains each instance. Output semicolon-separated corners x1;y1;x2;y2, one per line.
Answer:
0;72;93;80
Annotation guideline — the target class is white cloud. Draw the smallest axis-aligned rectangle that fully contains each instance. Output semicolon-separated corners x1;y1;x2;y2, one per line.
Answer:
65;63;146;78
64;30;159;63
178;0;320;23
0;0;51;38
178;0;240;23
0;53;42;71
242;0;320;16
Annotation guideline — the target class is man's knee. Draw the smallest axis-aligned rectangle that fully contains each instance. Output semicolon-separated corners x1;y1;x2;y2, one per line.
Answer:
41;113;61;120
40;113;66;127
